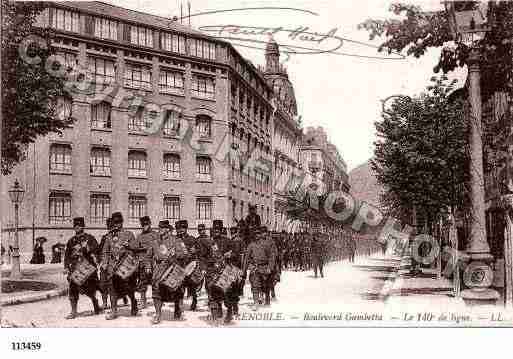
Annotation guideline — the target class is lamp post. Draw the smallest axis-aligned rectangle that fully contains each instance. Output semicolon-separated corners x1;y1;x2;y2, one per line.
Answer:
444;1;499;302
8;179;25;279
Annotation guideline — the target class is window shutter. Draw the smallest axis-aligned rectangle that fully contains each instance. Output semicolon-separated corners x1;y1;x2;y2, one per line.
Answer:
123;24;131;42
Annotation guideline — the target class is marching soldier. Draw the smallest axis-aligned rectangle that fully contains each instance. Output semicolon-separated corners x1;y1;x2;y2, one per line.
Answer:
243;226;277;310
146;220;189;324
224;225;244;322
206;220;232;324
99;212;139;320
64;217;101;319
176;220;201;311
98;217;113;310
270;231;284;300
134;216;159;308
311;229;325;278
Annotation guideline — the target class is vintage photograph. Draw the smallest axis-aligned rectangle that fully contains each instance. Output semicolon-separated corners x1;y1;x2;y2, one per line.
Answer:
1;0;513;330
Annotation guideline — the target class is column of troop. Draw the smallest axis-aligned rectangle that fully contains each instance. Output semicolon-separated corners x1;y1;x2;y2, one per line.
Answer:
63;204;378;325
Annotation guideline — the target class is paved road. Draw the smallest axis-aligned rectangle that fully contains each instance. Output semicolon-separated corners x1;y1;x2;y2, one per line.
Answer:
2;257;390;328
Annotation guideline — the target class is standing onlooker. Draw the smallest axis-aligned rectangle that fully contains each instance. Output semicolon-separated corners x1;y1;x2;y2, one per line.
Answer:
30;237;47;264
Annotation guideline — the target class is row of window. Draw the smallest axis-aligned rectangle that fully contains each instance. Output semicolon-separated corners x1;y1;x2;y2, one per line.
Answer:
82;55;215;98
49;144;214;181
66;100;212;138
231;83;271;130
49;192;213;224
50;8;216;60
230;163;271;193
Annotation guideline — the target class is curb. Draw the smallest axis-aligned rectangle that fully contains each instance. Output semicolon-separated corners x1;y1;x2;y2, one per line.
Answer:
1;287;68;307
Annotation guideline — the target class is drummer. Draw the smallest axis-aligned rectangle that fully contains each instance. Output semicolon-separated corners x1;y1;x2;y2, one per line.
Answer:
225;225;244;319
175;220;201;311
99;212;139;320
146;220;189;324
63;217;101;319
206;220;235;324
134;216;159;309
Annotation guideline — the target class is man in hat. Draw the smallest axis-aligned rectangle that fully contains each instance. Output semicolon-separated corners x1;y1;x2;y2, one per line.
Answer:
225;225;244;319
134;216;159;308
146;220;189;324
245;204;261;230
98;217;113;309
99;212;139;320
176;220;202;311
64;217;101;319
205;219;235;324
311;229;326;278
243;226;277;309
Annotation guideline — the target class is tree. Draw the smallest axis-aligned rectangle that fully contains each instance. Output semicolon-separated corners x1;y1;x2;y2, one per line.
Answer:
358;1;513;100
1;1;73;175
372;76;470;227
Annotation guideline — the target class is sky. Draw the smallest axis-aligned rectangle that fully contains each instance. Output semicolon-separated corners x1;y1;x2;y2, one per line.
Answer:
107;0;467;171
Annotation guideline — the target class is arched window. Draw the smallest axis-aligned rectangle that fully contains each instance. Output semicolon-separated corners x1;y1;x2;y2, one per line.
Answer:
57;97;73;122
49;143;72;173
196;156;212;182
163;110;181;136
128;150;147;177
91;102;111;129
163;153;181;180
196;114;212;138
90;147;111;176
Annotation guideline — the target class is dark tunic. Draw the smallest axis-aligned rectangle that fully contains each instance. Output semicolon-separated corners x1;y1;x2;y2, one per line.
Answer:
311;237;325;266
134;229;159;291
100;228;138;296
243;238;277;291
146;232;188;302
64;232;99;298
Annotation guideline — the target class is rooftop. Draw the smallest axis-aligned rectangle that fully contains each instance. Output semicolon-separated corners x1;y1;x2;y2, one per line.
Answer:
54;1;203;36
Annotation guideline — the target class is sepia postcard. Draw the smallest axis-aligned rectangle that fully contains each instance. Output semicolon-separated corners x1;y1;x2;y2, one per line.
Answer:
2;0;513;341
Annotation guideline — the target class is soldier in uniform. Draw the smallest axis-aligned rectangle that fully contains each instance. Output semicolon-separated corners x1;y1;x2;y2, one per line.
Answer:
99;212;139;320
146;220;189;324
270;231;284;300
205;220;233;324
224;225;244;322
243;226;277;310
134;216;158;308
64;217;101;319
349;234;356;263
175;220;202;311
311;229;325;278
98;217;113;310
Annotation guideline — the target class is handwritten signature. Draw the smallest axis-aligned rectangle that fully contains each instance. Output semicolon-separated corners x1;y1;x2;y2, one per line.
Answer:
176;7;405;61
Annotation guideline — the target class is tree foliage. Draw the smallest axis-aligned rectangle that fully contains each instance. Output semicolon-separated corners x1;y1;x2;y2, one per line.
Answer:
372;76;470;224
2;2;73;175
358;1;513;99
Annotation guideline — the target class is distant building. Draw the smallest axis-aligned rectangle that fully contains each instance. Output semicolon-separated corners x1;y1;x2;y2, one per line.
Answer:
300;126;350;197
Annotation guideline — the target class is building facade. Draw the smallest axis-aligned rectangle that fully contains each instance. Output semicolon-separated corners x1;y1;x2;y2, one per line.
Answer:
300;126;350;196
1;1;349;261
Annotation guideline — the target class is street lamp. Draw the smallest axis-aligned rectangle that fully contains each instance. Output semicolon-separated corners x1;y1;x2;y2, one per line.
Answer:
444;1;499;302
8;179;25;279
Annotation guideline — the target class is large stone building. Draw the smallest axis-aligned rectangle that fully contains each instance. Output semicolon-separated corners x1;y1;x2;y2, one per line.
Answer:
1;1;349;260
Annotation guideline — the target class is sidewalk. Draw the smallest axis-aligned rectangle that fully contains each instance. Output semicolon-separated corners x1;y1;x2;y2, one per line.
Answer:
1;263;68;306
355;254;466;309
